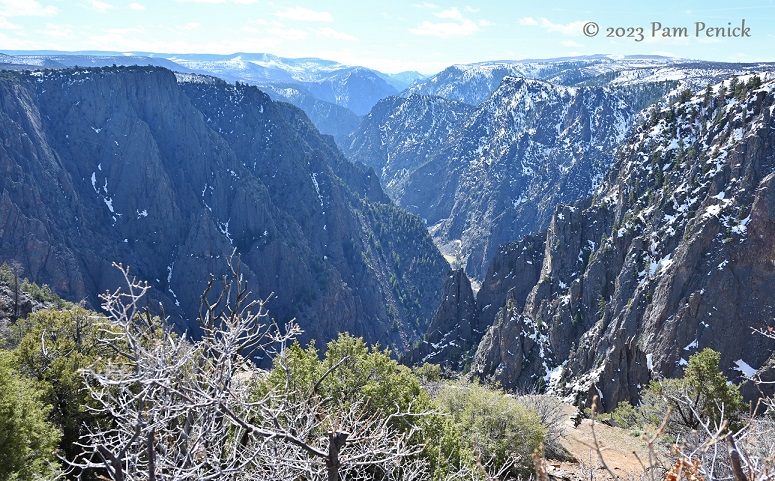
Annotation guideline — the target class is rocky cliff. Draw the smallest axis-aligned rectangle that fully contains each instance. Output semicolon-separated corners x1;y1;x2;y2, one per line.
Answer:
345;94;475;199
472;73;775;408
0;66;448;353
258;82;361;147
348;78;659;281
404;268;478;369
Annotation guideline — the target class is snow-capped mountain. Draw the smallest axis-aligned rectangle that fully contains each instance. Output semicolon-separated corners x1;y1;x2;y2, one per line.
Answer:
405;55;775;106
346;77;677;281
471;72;775;407
163;53;399;115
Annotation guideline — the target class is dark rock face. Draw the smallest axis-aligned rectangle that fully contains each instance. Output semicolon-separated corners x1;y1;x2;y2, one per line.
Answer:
345;94;475;199
259;83;361;148
472;76;775;409
407;232;545;369
474;294;555;391
3;52;392;150
405;268;478;369
0;280;42;325
0;66;447;354
476;233;545;332
348;77;647;281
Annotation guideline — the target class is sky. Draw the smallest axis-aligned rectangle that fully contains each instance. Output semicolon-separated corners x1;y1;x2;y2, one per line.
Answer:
2;0;775;74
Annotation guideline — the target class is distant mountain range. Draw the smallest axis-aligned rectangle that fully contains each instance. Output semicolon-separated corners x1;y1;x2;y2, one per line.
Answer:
0;50;427;145
403;55;774;104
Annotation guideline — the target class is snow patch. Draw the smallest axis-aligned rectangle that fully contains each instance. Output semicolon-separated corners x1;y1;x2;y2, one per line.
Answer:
733;359;757;378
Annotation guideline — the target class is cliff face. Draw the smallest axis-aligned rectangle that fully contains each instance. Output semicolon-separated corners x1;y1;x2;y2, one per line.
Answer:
345;94;475;198
347;77;671;281
472;75;775;408
404;268;478;369
0;66;447;353
258;83;362;148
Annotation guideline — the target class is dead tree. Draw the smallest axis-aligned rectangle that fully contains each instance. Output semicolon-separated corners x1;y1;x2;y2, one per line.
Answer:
71;259;441;481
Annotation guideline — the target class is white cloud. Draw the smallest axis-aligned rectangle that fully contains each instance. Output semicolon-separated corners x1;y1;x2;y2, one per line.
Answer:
434;7;462;20
41;22;74;38
129;2;145;10
0;16;21;29
275;6;333;23
410;18;480;38
267;26;308;41
411;7;489;38
182;21;201;30
0;0;57;17
313;26;356;41
174;0;258;3
562;40;583;47
90;0;114;13
412;2;438;9
518;17;586;36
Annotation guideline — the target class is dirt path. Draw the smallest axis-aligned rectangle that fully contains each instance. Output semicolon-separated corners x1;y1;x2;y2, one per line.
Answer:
545;404;666;481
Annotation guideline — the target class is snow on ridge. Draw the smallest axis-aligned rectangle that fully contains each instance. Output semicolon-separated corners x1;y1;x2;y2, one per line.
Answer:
733;359;757;378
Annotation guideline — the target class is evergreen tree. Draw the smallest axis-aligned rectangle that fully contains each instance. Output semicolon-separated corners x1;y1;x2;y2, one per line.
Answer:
0;351;62;481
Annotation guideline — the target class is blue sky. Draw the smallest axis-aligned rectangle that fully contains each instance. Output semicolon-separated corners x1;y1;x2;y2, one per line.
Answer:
2;0;775;73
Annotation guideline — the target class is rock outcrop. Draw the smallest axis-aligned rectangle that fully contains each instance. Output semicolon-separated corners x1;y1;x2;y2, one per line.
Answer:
472;74;775;408
405;268;478;369
0;66;448;353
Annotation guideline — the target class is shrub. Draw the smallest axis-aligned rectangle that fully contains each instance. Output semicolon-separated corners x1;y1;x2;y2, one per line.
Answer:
681;348;744;429
11;307;116;474
636;348;744;434
0;351;62;481
517;394;573;461
436;380;545;477
610;400;640;430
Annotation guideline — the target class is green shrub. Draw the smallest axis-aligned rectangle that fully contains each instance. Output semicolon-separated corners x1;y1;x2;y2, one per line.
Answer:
413;362;442;382
257;334;461;477
11;307;116;473
635;348;745;434
436;380;545;477
611;400;640;429
0;351;62;481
